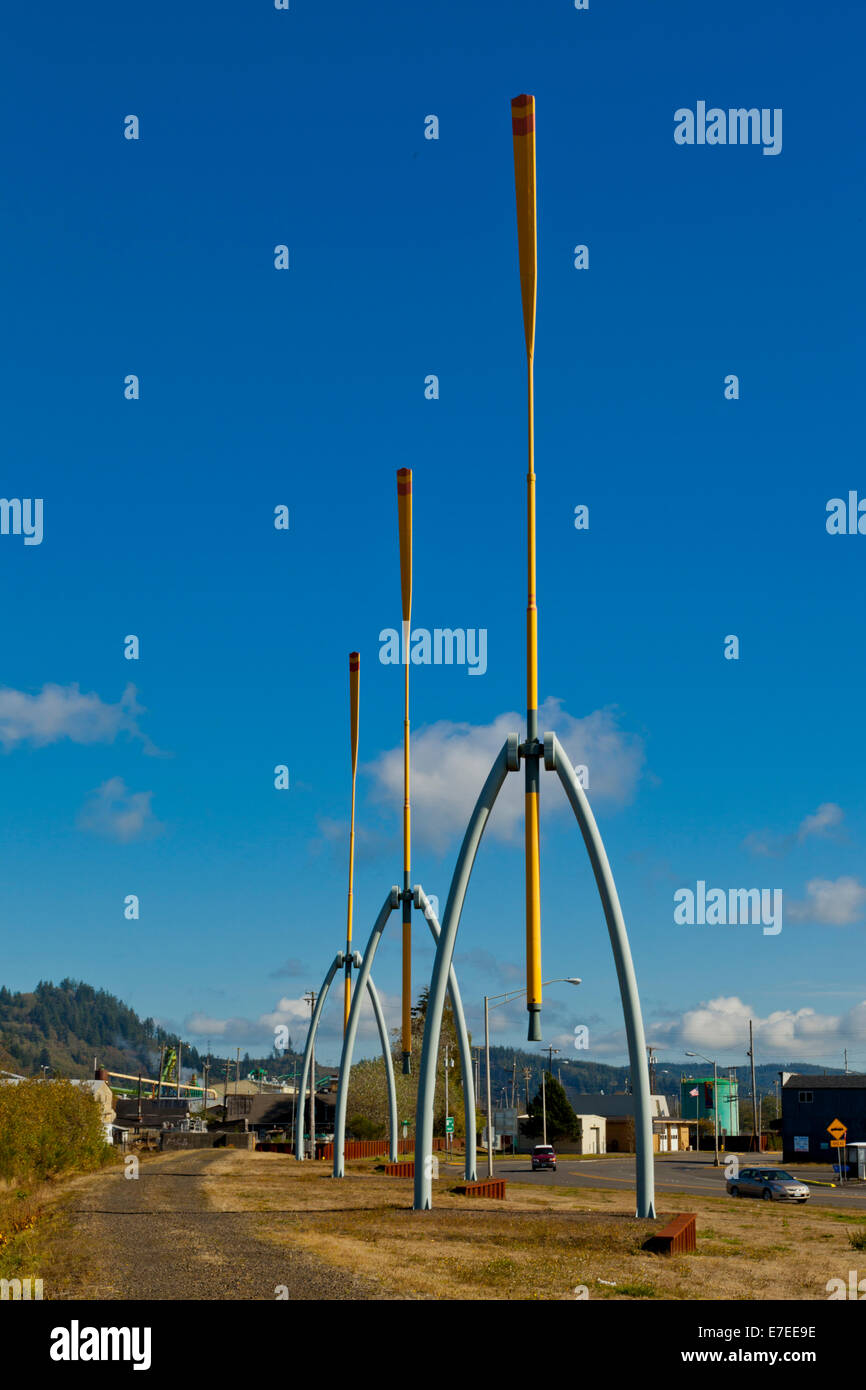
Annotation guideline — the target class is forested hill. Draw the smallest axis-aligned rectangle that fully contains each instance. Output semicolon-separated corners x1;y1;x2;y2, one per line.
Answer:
487;1046;845;1110
0;978;205;1079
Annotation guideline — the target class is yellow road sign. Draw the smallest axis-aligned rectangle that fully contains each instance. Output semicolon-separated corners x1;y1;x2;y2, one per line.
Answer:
830;1139;846;1148
827;1119;847;1139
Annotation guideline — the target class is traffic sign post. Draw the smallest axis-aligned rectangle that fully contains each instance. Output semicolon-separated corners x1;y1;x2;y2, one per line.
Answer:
828;1121;847;1181
445;1116;455;1134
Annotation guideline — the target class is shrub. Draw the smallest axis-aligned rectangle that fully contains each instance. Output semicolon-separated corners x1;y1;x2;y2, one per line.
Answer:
0;1078;110;1184
346;1114;386;1141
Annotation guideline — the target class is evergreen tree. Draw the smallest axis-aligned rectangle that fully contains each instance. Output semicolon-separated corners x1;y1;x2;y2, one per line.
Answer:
525;1072;579;1141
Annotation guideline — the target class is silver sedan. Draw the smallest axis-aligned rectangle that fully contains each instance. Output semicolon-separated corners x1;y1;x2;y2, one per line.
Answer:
726;1167;810;1202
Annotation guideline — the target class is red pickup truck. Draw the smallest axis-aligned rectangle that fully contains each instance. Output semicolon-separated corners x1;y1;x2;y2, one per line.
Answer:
531;1143;557;1171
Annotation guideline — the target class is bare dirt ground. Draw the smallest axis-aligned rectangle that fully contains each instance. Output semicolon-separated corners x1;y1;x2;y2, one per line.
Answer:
31;1147;866;1301
196;1149;866;1301
47;1149;391;1301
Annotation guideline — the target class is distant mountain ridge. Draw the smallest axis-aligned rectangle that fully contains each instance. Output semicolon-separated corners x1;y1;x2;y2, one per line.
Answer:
0;978;205;1080
0;978;849;1098
485;1045;846;1110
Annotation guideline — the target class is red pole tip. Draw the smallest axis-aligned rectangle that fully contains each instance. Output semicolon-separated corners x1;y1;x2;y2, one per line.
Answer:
349;652;360;669
512;94;535;134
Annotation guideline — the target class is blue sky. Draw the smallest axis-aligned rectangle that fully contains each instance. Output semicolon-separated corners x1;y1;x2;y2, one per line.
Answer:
1;0;864;1075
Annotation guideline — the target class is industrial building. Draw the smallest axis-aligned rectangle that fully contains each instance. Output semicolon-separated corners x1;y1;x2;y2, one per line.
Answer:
781;1073;866;1165
680;1075;740;1138
577;1094;689;1153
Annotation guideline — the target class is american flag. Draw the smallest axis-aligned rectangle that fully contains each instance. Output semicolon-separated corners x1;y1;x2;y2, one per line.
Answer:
689;1087;699;1097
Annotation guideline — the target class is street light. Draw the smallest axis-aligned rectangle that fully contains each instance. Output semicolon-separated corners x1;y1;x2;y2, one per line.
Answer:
685;1051;720;1166
483;977;581;1178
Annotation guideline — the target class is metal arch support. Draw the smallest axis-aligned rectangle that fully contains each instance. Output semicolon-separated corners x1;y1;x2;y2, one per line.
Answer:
333;888;400;1178
295;940;399;1167
543;732;656;1218
412;731;656;1219
364;969;399;1165
413;737;519;1210
415;886;477;1182
295;952;342;1160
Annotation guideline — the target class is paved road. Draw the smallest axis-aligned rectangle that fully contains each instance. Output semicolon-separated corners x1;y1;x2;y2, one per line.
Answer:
448;1154;866;1211
55;1149;388;1301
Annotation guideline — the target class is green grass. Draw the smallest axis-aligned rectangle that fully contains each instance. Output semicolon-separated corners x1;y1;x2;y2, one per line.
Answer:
596;1279;657;1299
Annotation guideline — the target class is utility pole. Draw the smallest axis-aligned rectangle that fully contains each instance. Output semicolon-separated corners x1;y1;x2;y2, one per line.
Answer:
443;1042;453;1156
484;996;494;1178
177;1042;182;1100
137;1071;142;1129
541;1045;560;1145
748;1020;758;1153
304;992;316;1159
712;1058;719;1166
523;1066;532;1115
511;1054;517;1109
647;1045;657;1095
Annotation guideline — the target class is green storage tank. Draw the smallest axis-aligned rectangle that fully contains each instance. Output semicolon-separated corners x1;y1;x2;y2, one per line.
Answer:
681;1076;740;1136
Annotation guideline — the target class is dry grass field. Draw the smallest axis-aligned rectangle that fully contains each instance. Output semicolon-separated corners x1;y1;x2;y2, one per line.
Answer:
197;1150;866;1301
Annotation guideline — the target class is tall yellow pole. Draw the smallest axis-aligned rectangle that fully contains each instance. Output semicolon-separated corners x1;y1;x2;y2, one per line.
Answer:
512;93;542;1040
397;467;413;1072
344;652;360;1031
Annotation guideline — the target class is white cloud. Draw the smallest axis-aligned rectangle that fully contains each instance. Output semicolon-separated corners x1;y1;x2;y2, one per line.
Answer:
0;682;159;754
788;876;866;926
365;699;644;852
746;802;845;857
649;994;866;1060
185;989;398;1054
797;802;844;841
258;996;321;1031
185;1013;239;1039
77;777;162;843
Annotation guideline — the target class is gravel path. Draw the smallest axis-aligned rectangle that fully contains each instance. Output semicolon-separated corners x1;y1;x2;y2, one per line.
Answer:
55;1149;387;1301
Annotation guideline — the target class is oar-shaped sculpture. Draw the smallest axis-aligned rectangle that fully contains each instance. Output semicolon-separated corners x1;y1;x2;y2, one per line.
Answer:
344;652;360;1030
397;467;413;1072
411;95;655;1217
512;93;542;1041
332;469;479;1179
